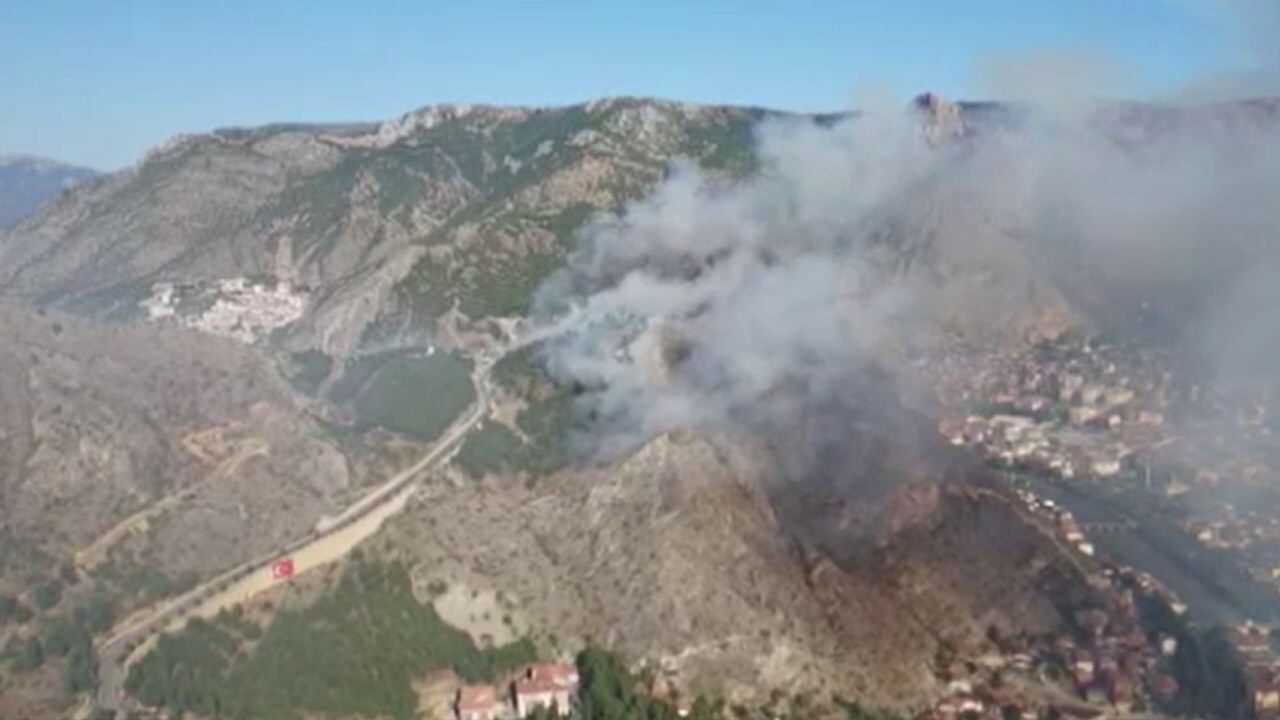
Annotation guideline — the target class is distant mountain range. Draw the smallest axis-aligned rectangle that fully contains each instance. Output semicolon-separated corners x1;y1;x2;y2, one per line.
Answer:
0;155;98;229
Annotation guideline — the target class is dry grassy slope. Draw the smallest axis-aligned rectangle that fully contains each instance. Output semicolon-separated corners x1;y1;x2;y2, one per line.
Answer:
390;431;1085;709
0;137;326;302
0;303;349;583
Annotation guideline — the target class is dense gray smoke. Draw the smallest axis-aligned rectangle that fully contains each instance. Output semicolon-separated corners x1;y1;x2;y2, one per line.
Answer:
538;97;1280;456
534;8;1280;469
532;103;939;461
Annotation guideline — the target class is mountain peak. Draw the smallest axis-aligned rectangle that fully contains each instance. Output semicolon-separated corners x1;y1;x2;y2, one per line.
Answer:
0;154;99;229
912;92;965;141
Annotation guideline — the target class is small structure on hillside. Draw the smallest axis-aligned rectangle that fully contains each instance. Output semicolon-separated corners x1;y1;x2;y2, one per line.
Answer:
512;663;579;717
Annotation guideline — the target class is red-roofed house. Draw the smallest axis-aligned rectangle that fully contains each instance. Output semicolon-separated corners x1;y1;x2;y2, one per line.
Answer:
513;663;579;717
529;663;579;687
457;685;501;720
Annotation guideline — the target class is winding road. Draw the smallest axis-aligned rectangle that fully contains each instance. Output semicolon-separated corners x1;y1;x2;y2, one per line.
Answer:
90;350;502;717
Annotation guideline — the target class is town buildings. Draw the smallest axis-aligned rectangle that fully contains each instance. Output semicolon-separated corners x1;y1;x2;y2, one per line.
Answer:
141;276;308;344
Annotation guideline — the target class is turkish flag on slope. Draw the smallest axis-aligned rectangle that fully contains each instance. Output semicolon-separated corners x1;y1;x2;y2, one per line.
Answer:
271;559;295;580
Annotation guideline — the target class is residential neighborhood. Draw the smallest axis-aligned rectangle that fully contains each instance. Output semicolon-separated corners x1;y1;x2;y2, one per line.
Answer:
916;485;1185;720
929;334;1280;612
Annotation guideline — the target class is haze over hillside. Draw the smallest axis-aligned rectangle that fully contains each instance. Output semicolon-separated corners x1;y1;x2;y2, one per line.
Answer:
0;155;99;230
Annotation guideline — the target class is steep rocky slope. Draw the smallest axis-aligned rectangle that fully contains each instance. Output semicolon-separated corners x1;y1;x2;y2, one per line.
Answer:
390;431;1090;708
0;101;766;360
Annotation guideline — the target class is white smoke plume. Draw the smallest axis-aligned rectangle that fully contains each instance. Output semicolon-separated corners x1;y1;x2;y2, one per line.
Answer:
531;101;945;460
532;6;1280;465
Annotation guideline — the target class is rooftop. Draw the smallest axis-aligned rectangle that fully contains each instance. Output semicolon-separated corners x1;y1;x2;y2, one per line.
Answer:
458;685;499;710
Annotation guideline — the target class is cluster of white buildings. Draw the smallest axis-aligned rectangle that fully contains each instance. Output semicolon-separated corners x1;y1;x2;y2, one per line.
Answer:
141;277;307;344
944;412;1135;481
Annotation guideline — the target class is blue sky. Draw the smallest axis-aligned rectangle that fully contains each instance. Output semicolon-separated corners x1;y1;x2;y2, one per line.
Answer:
0;0;1256;169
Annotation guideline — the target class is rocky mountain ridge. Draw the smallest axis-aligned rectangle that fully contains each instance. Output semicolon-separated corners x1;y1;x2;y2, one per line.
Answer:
0;98;775;360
